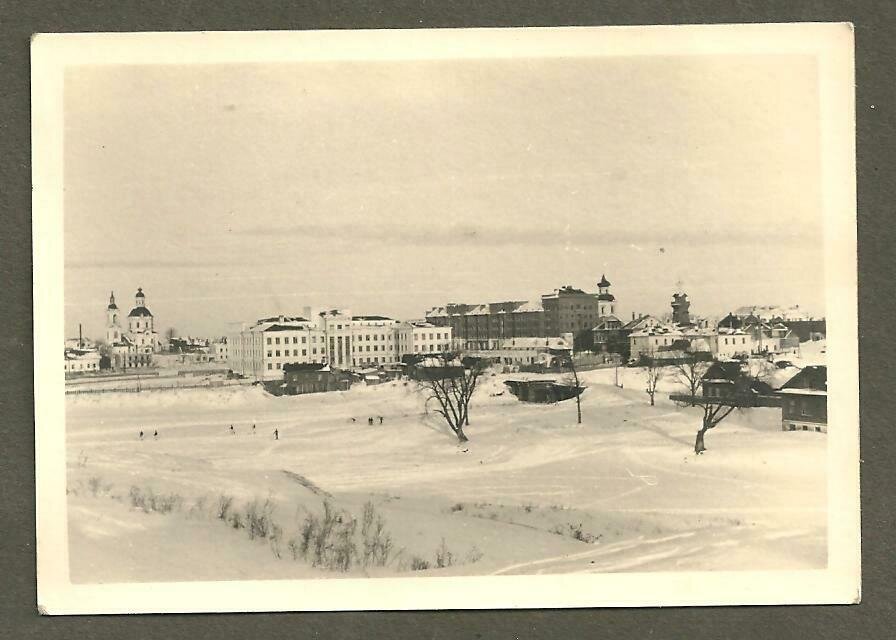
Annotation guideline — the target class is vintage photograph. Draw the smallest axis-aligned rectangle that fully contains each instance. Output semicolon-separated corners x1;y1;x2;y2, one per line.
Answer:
33;25;859;613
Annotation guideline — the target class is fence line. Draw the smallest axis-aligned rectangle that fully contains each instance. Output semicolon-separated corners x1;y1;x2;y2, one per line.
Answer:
65;380;253;395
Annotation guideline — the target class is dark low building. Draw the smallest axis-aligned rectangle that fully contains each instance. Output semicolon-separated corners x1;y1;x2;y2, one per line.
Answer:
698;361;779;407
777;365;827;433
783;319;827;343
283;363;352;395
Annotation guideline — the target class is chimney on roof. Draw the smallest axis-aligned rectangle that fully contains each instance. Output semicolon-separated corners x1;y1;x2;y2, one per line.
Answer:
279;315;285;322
632;312;635;320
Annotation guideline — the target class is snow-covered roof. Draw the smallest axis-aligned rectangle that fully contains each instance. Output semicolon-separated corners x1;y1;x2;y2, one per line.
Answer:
777;388;827;396
513;300;543;313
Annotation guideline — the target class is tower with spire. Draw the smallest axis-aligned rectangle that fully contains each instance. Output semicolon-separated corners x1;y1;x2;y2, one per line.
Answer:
595;274;616;318
105;291;122;345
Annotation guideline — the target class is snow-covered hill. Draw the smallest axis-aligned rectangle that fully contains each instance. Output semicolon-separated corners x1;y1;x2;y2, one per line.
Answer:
66;369;826;582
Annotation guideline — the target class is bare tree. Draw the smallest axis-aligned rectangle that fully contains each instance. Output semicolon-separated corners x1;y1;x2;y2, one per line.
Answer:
643;360;663;406
744;356;777;380
693;400;739;455
418;354;485;442
672;358;709;406
561;355;583;424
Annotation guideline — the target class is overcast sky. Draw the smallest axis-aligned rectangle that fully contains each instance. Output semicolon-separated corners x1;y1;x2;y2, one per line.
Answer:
64;55;824;339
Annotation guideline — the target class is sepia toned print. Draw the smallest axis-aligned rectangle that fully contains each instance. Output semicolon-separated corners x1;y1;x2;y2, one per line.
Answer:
33;25;859;613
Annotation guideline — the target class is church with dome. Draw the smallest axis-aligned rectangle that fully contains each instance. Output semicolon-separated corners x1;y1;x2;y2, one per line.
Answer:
105;288;159;368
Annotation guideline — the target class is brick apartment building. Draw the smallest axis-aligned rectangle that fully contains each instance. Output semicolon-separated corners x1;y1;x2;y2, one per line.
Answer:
426;276;617;350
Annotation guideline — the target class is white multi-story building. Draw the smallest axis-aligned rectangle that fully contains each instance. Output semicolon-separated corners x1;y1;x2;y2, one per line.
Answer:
351;315;400;368
713;328;754;359
229;310;452;380
211;338;228;363
410;322;452;355
229;315;324;381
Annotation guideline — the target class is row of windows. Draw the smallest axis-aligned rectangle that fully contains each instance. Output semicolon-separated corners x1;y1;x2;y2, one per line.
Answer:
267;336;315;345
268;348;318;358
64;361;99;371
786;424;824;432
263;332;449;346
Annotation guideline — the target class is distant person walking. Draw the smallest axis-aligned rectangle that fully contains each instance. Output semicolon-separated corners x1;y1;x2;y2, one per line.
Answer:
368;417;373;426
139;430;144;440
273;428;279;440
378;416;383;425
230;424;235;435
252;424;256;435
153;430;158;439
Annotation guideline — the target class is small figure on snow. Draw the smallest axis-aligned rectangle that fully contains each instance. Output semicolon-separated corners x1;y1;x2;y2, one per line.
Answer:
230;424;235;435
368;417;373;426
378;416;383;425
351;417;357;423
252;424;256;435
139;430;144;440
273;428;279;440
153;430;158;439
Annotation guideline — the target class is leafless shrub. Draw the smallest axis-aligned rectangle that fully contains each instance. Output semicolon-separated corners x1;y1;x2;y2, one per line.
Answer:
410;556;431;571
287;536;301;560
246;498;276;540
129;486;147;511
269;522;284;559
217;494;234;521
295;500;359;571
148;492;182;514
551;522;599;543
435;538;454;568
360;501;395;567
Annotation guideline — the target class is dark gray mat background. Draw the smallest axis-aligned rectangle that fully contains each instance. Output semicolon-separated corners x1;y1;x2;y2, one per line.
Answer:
1;1;892;638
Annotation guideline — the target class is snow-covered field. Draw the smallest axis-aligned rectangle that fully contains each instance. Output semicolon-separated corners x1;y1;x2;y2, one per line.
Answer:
65;358;827;583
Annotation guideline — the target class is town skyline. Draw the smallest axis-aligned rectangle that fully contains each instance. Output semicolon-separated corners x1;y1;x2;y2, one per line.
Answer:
64;55;825;339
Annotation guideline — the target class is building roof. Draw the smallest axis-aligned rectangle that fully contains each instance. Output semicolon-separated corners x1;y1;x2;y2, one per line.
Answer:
718;313;742;329
621;315;657;331
135;287;145;298
128;306;153;318
465;304;490;316
780;365;827;392
352;315;393;321
513;300;543;313
258;315;308;324
596;293;616;302
283;362;328;373
758;366;802;391
598;274;611;288
702;361;743;383
264;323;308;332
592;315;624;331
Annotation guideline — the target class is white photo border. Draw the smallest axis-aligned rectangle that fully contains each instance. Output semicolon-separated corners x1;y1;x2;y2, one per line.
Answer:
32;24;859;614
